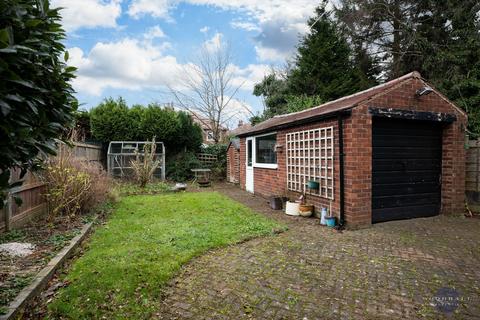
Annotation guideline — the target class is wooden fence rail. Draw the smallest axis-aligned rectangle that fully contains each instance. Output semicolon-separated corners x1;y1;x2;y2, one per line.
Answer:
1;142;103;232
466;139;480;206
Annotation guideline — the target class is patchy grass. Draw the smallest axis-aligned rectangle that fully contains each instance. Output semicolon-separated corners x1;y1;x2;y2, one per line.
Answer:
48;192;285;319
114;180;172;196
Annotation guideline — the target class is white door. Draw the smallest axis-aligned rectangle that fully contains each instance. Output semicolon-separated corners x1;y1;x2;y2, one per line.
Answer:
246;138;254;193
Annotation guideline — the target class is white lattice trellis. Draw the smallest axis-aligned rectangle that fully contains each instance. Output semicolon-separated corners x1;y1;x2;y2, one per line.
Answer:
286;127;334;199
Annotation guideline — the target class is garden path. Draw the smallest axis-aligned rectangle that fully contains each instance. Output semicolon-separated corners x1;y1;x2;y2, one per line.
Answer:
157;183;480;319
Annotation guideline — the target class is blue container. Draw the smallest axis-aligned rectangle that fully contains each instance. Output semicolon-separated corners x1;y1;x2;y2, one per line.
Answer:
325;216;336;228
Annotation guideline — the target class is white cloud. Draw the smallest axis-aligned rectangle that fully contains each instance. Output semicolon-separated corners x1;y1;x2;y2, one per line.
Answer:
51;0;122;32
203;32;223;52
199;26;210;34
68;36;268;98
67;38;182;96
230;20;260;32
223;98;254;127
255;46;290;62
144;25;166;40
127;0;318;62
229;64;270;91
128;0;174;19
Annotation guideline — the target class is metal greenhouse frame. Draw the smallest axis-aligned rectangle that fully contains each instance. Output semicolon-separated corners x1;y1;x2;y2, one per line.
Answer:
107;141;165;179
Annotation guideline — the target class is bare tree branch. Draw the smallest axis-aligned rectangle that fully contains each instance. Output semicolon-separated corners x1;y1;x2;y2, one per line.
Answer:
169;40;244;143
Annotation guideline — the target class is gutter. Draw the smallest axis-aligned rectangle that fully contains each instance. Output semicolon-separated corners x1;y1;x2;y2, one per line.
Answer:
238;108;353;138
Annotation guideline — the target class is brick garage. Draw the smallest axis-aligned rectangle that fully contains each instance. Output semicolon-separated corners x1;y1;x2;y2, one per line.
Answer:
233;72;467;228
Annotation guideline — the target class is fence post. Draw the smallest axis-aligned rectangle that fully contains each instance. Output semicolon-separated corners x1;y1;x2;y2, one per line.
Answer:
162;150;166;181
5;192;12;232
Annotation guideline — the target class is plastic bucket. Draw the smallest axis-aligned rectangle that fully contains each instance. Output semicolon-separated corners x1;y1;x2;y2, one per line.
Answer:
325;216;336;228
270;197;283;210
285;201;300;216
320;208;328;225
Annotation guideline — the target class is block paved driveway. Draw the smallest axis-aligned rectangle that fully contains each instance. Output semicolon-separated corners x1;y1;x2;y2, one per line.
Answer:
158;184;480;319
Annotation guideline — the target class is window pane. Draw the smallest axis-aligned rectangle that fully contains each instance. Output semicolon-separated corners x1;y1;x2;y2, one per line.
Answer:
256;134;277;164
247;140;252;166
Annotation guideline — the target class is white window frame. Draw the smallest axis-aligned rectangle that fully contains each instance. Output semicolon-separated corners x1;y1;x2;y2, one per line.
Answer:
206;130;214;142
253;132;278;169
286;127;334;199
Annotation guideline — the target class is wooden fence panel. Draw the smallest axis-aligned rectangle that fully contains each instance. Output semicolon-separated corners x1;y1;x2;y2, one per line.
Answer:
466;140;480;205
1;169;46;231
72;142;102;162
1;142;103;232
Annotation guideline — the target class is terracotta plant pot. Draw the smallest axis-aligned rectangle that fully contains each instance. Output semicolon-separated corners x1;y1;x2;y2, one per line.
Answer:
299;204;314;217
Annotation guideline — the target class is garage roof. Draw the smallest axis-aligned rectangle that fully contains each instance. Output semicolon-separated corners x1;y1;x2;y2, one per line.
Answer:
239;71;435;137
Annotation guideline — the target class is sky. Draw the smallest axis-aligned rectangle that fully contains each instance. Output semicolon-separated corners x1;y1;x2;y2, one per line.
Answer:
52;0;320;127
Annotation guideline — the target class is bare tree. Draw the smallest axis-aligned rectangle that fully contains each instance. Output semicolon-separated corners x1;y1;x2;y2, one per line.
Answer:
169;40;253;143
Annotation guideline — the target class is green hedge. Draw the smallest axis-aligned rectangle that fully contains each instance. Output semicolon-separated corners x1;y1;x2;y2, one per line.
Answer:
89;98;203;153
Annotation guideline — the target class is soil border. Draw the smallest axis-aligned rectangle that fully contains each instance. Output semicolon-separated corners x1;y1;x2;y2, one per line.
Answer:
0;220;95;320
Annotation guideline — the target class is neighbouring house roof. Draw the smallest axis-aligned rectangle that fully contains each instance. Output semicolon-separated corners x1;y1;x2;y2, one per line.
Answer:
238;71;464;137
190;111;228;132
228;138;240;150
228;123;252;137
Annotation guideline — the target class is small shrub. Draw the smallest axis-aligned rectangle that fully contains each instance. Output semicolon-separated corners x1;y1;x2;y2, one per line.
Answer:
130;138;160;188
41;144;111;221
166;152;202;182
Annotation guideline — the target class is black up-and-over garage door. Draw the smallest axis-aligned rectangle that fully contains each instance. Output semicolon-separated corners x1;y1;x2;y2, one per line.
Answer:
372;118;443;223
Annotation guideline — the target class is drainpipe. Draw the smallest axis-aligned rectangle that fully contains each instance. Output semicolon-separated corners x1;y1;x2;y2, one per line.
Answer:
337;113;346;228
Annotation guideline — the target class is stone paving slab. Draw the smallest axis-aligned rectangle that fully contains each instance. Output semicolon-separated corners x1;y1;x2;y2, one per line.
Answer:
157;184;480;319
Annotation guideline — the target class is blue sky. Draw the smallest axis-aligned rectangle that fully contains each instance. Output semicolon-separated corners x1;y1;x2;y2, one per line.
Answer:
52;0;319;127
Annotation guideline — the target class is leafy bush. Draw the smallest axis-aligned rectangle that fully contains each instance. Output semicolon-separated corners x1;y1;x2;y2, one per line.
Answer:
175;111;203;153
166;152;202;182
140;104;180;146
0;0;77;207
41;145;111;220
90;97;137;142
130;138;160;188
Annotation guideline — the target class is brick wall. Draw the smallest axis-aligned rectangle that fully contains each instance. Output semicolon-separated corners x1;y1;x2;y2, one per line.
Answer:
239;77;466;228
226;146;240;183
240;120;341;218
344;78;467;227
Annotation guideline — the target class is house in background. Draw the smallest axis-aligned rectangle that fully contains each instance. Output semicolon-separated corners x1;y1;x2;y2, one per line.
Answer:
230;71;467;228
190;112;228;145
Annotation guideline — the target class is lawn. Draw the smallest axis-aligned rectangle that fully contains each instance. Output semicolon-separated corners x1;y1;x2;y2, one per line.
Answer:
47;192;285;319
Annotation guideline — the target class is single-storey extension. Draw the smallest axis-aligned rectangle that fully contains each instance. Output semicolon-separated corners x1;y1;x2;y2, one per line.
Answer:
232;71;467;228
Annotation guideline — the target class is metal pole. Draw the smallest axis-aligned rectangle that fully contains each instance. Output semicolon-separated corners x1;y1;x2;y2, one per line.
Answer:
162;144;166;181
